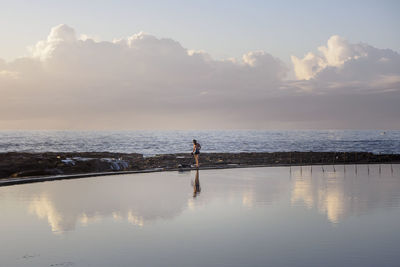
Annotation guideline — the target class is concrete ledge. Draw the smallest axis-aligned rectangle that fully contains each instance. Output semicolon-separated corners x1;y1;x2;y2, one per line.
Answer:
1;162;395;187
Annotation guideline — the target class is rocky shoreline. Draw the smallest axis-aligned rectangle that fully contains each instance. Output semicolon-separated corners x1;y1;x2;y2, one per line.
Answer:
1;151;399;180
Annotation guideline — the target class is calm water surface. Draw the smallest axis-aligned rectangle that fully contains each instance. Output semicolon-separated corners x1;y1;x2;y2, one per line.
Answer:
1;165;400;267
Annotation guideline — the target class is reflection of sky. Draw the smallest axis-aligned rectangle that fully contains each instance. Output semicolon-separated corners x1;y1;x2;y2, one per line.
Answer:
1;165;400;267
21;172;191;233
5;165;395;233
290;165;400;223
21;169;288;232
0;165;395;234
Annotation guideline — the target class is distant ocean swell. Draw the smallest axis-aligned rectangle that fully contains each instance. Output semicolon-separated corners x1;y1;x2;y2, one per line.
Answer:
0;130;399;156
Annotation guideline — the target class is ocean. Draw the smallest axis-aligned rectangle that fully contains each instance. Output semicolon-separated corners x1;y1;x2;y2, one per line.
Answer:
1;130;399;156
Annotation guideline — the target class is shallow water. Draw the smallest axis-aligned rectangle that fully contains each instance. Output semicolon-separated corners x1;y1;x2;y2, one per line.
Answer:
1;130;400;155
1;165;400;267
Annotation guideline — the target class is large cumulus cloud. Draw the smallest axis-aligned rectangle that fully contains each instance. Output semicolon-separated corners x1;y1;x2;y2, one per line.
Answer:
291;35;400;94
0;25;399;129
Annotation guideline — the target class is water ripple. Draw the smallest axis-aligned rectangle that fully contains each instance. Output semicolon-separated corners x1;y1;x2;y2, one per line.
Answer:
0;130;399;156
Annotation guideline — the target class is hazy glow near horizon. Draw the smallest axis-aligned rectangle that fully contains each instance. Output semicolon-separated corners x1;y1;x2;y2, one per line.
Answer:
0;1;399;130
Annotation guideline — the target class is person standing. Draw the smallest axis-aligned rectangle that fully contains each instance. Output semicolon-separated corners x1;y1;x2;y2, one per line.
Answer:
191;139;201;168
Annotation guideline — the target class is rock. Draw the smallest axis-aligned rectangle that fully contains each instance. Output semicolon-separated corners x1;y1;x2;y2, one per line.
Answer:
1;151;399;179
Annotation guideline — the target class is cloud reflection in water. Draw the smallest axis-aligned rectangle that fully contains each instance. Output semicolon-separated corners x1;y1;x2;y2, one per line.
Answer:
23;165;400;233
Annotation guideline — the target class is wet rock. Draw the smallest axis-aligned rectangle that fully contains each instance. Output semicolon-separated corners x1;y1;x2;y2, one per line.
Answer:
0;152;143;178
0;151;399;179
11;168;63;178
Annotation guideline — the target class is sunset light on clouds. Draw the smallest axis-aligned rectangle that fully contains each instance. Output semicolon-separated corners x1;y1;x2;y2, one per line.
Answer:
0;1;399;130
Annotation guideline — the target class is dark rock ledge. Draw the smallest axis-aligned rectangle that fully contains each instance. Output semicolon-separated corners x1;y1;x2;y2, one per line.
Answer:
1;152;399;181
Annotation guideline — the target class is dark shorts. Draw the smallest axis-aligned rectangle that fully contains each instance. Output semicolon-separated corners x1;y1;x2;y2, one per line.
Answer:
194;151;200;155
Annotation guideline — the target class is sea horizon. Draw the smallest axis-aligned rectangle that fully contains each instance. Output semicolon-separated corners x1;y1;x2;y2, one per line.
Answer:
1;129;399;155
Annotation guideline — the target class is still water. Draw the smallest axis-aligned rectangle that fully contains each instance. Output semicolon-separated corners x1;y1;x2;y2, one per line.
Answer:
1;165;400;267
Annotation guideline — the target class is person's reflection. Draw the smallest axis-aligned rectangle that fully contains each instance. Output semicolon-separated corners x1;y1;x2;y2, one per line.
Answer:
192;169;201;198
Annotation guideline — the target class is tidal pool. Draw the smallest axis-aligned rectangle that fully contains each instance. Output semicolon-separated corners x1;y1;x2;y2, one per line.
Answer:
1;165;400;267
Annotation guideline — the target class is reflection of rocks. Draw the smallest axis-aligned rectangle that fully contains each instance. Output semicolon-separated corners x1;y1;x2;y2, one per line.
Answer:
1;151;399;179
290;165;400;223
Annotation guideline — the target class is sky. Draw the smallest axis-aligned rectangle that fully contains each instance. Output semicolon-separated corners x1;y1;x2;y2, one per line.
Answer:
0;0;399;130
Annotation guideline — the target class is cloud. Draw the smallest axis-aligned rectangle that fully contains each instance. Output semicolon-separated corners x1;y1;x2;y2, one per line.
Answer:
291;35;370;80
291;35;400;94
0;25;399;129
31;24;77;60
